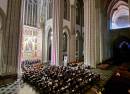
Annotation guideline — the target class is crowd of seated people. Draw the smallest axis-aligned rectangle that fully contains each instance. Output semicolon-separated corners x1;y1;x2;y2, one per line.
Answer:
22;61;100;94
21;59;43;72
68;62;82;67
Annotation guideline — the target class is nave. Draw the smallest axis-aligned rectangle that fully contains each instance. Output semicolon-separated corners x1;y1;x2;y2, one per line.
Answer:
22;60;100;94
2;59;130;94
1;0;130;94
0;60;114;94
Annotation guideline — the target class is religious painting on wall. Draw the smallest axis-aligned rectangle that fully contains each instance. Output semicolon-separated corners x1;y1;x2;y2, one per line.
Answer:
23;36;37;59
21;26;42;61
25;38;33;52
21;27;38;60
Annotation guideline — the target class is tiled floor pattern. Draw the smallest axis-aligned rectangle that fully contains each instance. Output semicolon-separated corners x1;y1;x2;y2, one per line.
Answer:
0;68;114;94
0;79;23;94
0;79;38;94
91;67;115;87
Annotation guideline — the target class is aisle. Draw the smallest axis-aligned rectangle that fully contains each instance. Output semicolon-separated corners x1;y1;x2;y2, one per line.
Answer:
18;83;38;94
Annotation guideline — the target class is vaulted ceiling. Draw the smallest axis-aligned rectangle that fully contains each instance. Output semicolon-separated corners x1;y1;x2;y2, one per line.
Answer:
101;0;128;9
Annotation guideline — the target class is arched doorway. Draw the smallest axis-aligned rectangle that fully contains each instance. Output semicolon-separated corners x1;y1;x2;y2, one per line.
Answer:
62;27;70;65
112;36;130;64
63;32;67;65
47;29;53;64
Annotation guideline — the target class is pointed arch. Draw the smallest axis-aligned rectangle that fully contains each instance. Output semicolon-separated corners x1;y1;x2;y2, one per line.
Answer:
63;26;70;63
63;26;70;38
75;0;84;25
107;0;129;29
47;27;53;64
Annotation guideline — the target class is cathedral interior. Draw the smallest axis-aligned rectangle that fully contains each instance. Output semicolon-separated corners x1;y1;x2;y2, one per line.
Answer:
0;0;130;94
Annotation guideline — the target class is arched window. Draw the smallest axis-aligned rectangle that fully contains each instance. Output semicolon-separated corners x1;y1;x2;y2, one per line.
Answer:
76;1;80;24
64;0;70;20
33;0;38;26
47;0;52;19
119;41;130;49
48;29;53;62
24;0;38;27
110;1;129;29
64;0;67;20
75;0;84;26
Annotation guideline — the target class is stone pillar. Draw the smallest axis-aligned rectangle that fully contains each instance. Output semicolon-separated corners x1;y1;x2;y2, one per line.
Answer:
0;0;22;76
79;5;84;61
100;4;111;61
41;23;45;64
84;0;101;68
52;0;64;65
69;5;76;62
99;13;103;63
44;2;49;64
128;0;130;21
79;35;83;61
0;15;3;75
70;5;76;34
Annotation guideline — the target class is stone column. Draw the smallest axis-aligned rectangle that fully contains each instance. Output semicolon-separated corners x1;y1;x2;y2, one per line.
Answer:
100;4;111;61
41;21;46;64
79;5;84;61
52;0;64;65
95;0;103;64
128;0;130;21
84;0;101;68
69;5;76;62
0;8;6;75
0;15;3;75
0;0;22;76
70;5;76;34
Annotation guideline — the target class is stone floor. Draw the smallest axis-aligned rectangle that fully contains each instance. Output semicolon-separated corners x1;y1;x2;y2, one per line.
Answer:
91;67;115;87
0;81;101;94
0;68;114;94
0;79;22;94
